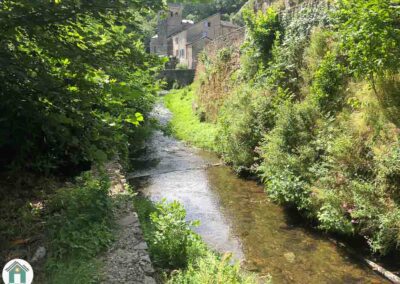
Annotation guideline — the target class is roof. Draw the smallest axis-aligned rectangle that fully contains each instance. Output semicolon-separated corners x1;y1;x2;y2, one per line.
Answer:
167;13;221;40
221;21;239;29
182;19;194;24
189;13;221;30
6;261;29;272
186;35;212;46
168;29;188;39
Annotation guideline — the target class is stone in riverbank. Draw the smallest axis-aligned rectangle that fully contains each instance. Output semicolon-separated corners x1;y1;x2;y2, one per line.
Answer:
101;162;156;284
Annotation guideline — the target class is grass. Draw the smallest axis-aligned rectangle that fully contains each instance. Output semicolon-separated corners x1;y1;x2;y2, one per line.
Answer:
0;170;115;284
44;171;114;283
164;87;218;150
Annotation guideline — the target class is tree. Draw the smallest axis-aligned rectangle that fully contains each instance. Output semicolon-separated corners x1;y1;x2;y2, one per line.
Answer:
0;0;164;173
336;0;400;88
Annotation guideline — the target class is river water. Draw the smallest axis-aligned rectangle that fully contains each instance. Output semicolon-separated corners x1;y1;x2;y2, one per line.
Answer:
128;103;387;283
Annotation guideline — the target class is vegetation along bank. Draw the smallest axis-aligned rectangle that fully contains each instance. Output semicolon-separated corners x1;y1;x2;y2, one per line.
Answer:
0;1;260;283
166;0;400;258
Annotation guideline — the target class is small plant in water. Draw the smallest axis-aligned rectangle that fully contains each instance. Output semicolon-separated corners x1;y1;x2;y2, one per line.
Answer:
149;199;202;269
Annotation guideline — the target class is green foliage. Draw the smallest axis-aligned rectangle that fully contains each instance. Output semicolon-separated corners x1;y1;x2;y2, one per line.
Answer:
176;0;400;256
45;171;114;282
46;172;113;259
149;199;203;269
216;88;261;171
0;0;164;173
263;2;330;92
310;52;347;112
46;259;103;284
164;88;218;150
258;101;320;211
216;86;288;172
168;252;261;284
134;196;259;283
243;8;281;62
335;0;400;81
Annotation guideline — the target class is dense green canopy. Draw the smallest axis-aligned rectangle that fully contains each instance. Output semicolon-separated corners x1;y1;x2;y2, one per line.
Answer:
0;0;165;173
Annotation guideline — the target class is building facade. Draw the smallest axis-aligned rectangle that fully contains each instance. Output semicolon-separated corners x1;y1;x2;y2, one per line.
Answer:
150;4;240;70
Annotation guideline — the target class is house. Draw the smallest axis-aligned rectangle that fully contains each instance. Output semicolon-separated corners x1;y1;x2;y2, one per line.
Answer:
150;4;193;57
5;261;30;284
150;4;241;69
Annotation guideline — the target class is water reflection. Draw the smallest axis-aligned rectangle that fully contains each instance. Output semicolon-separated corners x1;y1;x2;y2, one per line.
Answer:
205;166;386;283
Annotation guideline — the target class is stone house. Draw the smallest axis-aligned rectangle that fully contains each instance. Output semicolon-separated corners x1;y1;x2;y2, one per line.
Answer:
150;4;240;69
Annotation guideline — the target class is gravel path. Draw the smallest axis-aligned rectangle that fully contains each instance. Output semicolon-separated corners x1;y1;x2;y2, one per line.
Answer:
101;162;157;284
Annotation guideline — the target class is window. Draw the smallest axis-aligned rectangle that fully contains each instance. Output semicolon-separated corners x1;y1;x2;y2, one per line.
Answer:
170;11;173;17
180;49;185;58
208;22;211;27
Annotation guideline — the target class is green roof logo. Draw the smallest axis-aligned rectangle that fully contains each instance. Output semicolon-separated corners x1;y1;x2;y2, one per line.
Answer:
2;259;33;284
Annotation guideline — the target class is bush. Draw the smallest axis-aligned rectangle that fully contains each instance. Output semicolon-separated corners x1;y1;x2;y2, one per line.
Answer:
310;52;347;113
258;101;321;212
216;87;262;171
134;197;259;283
216;86;288;172
168;252;261;284
242;7;281;63
335;0;400;82
149;200;204;269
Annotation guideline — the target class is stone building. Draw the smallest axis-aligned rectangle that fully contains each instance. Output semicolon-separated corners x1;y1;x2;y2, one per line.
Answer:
150;4;240;69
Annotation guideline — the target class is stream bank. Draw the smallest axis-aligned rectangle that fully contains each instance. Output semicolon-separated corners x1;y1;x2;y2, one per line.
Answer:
128;102;388;284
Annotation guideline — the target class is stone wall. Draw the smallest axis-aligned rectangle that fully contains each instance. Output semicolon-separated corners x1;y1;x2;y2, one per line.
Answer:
159;69;196;88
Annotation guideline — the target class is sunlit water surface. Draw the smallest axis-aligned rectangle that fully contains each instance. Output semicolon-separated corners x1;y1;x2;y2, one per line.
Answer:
129;103;387;284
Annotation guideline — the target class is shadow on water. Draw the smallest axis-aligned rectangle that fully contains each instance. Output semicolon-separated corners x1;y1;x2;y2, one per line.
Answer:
128;103;390;284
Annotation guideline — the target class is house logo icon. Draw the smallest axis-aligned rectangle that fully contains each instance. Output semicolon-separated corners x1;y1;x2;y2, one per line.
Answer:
2;259;33;284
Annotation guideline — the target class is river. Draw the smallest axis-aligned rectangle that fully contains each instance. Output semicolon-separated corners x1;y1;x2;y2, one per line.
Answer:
128;103;387;283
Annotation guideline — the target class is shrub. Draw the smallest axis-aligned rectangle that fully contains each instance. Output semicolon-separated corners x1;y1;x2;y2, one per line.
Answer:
134;197;260;283
168;252;261;284
258;101;321;212
148;200;203;269
335;0;400;84
242;7;281;63
310;52;347;113
216;86;289;172
216;87;263;171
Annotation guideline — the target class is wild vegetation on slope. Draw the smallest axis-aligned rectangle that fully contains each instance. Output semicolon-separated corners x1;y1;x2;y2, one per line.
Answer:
169;0;400;255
